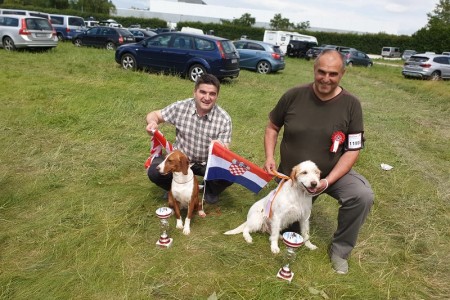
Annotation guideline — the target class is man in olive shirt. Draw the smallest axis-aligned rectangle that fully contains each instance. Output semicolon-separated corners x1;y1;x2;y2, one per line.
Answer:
264;50;374;274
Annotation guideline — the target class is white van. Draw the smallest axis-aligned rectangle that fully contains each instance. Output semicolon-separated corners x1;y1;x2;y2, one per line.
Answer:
381;47;401;58
263;30;318;54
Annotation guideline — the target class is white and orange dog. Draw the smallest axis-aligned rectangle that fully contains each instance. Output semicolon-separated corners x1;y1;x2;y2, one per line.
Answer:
157;150;205;235
224;160;321;253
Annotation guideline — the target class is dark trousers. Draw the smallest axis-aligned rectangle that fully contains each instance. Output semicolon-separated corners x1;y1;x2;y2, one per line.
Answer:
147;156;233;196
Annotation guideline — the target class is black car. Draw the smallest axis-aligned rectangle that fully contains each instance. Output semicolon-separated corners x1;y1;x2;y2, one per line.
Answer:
341;49;373;67
72;26;135;50
305;46;325;60
286;40;317;58
128;28;157;42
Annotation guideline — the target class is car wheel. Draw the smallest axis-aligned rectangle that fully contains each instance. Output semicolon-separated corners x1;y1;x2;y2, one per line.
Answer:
256;60;271;74
430;71;441;81
3;37;16;51
74;39;82;47
121;53;136;70
188;64;206;82
57;33;64;41
367;62;373;68
347;61;353;67
105;41;116;50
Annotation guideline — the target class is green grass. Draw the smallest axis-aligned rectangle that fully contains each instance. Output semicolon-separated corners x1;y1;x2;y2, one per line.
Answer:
1;43;449;299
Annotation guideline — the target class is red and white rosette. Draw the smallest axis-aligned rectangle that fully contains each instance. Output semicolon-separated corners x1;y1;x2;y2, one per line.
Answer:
330;131;346;153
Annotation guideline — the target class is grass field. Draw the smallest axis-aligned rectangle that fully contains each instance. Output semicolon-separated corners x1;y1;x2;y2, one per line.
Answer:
1;43;449;299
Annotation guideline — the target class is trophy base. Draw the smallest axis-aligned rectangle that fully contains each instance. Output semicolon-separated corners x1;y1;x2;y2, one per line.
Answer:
156;238;173;248
277;268;294;282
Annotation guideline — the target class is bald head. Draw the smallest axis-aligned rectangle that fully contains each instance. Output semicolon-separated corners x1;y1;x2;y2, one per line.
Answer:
314;49;346;72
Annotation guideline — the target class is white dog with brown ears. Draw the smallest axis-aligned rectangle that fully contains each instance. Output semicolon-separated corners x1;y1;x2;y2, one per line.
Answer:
224;160;321;254
157;150;206;235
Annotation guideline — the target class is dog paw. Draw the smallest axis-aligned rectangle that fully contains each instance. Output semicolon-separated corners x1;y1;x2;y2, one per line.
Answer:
271;245;280;254
198;210;206;218
176;219;183;229
183;227;190;235
305;240;318;250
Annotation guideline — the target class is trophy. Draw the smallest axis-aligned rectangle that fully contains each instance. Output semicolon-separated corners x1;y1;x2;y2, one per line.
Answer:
276;232;304;282
155;207;173;248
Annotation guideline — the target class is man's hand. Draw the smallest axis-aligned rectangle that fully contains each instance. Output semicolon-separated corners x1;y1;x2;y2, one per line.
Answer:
146;121;158;135
314;178;329;194
264;157;277;173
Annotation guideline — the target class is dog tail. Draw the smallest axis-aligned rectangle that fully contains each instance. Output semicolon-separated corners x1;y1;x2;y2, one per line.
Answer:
224;222;246;235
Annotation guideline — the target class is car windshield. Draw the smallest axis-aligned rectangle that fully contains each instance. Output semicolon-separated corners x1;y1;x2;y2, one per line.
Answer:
69;17;85;26
220;40;236;54
272;45;282;54
26;18;52;30
409;56;429;62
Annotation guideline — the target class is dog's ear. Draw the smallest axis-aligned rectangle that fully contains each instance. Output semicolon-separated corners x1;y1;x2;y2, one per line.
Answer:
180;155;189;175
290;168;298;186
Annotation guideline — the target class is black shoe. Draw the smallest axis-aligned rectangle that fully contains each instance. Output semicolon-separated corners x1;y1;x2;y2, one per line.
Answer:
204;192;219;204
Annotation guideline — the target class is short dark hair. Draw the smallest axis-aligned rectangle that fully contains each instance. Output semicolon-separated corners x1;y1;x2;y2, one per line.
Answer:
194;74;220;94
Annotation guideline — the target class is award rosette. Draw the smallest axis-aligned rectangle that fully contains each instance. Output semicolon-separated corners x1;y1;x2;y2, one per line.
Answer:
330;131;345;153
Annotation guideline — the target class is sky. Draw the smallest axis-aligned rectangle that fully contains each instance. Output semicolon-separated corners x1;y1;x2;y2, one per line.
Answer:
111;0;439;35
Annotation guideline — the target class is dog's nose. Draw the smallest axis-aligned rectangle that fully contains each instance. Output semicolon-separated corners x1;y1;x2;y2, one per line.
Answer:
311;181;317;188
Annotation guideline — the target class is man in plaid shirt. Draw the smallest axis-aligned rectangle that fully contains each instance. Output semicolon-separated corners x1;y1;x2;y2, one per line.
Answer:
145;74;232;204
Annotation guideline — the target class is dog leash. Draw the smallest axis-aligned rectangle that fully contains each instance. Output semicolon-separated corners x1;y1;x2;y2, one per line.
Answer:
263;169;290;219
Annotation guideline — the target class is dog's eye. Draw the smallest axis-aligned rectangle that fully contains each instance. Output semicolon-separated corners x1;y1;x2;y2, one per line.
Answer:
301;171;307;175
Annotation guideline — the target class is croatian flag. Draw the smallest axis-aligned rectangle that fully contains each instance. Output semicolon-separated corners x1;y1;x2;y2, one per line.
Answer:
144;130;173;169
204;142;274;193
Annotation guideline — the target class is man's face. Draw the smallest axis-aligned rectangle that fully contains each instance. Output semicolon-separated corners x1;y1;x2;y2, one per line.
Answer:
193;83;218;116
313;52;345;100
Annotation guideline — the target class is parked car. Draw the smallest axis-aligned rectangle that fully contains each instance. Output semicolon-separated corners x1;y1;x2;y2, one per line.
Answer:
115;32;240;81
73;26;135;50
305;46;324;60
0;9;50;20
341;49;373;67
322;44;351;52
0;15;57;51
402;53;450;80
50;14;86;41
84;20;99;28
401;50;417;60
233;39;285;74
128;28;156;42
286;40;317;58
442;51;450;56
381;46;401;58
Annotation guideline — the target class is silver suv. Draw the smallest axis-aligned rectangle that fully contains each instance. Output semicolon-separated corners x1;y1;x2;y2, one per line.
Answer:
0;15;58;51
402;54;450;80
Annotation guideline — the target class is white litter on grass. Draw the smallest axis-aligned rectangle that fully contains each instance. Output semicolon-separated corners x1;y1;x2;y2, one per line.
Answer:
381;163;393;171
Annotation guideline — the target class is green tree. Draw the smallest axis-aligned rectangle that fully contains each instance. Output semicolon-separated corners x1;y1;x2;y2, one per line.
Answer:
69;0;115;14
412;0;450;53
293;21;310;30
270;13;292;30
427;0;450;27
232;13;255;27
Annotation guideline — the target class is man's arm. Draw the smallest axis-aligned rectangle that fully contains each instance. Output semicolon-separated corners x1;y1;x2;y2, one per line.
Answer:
264;120;281;172
318;150;360;191
145;110;164;135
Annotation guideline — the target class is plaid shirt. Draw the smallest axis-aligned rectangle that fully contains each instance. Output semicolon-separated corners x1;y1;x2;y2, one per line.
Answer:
161;98;232;163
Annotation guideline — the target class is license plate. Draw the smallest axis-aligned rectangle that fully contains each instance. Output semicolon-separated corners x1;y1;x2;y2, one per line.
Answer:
36;33;46;37
231;59;237;64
